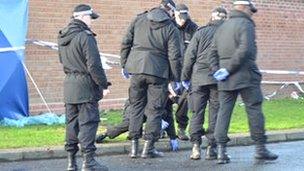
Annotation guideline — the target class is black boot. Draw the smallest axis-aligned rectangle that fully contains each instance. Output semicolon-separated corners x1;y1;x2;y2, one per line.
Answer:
190;143;201;160
141;140;164;158
67;151;77;171
217;144;230;164
255;144;278;160
129;139;139;158
205;144;217;160
95;134;108;144
82;152;108;171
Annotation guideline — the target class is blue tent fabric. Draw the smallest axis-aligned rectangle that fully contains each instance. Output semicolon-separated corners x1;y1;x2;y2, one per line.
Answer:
0;113;66;127
0;0;29;50
0;0;29;119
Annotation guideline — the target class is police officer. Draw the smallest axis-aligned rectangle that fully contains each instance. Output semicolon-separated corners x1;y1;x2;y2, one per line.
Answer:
209;0;278;164
173;4;198;141
120;0;182;158
58;4;109;171
181;7;227;160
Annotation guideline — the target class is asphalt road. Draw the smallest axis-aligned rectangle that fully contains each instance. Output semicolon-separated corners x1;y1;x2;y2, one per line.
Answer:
1;140;304;171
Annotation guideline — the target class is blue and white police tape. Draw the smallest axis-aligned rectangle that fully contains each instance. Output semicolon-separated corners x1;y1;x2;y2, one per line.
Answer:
25;39;304;99
260;70;304;76
262;81;304;100
26;39;304;75
260;70;304;99
0;46;25;52
26;39;120;69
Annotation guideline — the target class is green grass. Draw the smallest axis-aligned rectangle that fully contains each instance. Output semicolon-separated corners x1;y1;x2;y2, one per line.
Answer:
229;99;304;133
1;125;66;149
0;99;303;149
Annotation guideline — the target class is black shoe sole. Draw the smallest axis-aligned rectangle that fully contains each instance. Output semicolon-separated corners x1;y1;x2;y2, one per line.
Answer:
178;137;189;141
255;156;278;160
95;138;106;144
217;159;230;164
205;156;217;160
141;153;164;159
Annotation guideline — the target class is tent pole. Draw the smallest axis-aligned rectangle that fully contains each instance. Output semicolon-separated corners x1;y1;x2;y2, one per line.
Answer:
22;62;52;113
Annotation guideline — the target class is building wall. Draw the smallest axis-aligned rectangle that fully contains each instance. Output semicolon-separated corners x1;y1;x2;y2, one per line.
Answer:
26;0;304;114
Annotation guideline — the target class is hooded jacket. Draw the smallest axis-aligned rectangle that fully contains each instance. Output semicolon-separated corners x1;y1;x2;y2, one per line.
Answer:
120;7;182;81
58;19;108;103
209;10;261;91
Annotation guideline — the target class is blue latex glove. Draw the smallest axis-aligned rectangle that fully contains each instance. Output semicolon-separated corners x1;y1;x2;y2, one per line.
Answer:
213;68;229;81
161;119;169;130
121;68;130;79
169;139;179;151
171;82;181;92
182;80;191;90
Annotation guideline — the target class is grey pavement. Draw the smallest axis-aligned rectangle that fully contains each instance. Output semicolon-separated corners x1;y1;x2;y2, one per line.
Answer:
0;129;303;162
1;140;304;171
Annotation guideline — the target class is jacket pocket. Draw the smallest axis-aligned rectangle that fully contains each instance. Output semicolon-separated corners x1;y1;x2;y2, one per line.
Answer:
250;68;262;83
64;75;93;103
78;101;100;125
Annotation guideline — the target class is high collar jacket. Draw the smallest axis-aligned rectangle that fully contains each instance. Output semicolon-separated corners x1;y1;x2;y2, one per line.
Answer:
209;10;261;91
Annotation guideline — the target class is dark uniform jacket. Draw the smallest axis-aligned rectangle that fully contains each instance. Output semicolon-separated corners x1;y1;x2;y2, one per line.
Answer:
177;19;198;55
120;8;182;81
58;19;108;103
209;10;262;91
181;20;224;86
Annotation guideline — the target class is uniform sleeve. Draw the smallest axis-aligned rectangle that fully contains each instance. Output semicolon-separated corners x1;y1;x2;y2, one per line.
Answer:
226;22;255;74
83;34;108;89
120;17;137;68
168;26;183;82
58;46;63;64
208;34;219;74
181;31;200;81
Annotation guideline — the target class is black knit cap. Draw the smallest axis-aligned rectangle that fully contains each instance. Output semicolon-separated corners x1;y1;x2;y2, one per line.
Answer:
212;6;227;15
73;4;99;19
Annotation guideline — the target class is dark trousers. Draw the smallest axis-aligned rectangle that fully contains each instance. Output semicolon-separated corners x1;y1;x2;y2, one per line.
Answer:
189;85;219;145
163;97;177;139
106;98;178;140
65;101;100;153
175;90;189;130
106;99;146;139
214;86;267;144
106;99;131;139
128;74;167;141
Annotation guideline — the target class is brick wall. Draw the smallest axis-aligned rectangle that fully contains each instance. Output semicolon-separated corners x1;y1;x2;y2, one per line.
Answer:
26;0;304;114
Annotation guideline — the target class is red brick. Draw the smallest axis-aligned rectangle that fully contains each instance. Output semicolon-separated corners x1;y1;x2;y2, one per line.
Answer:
26;0;304;114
